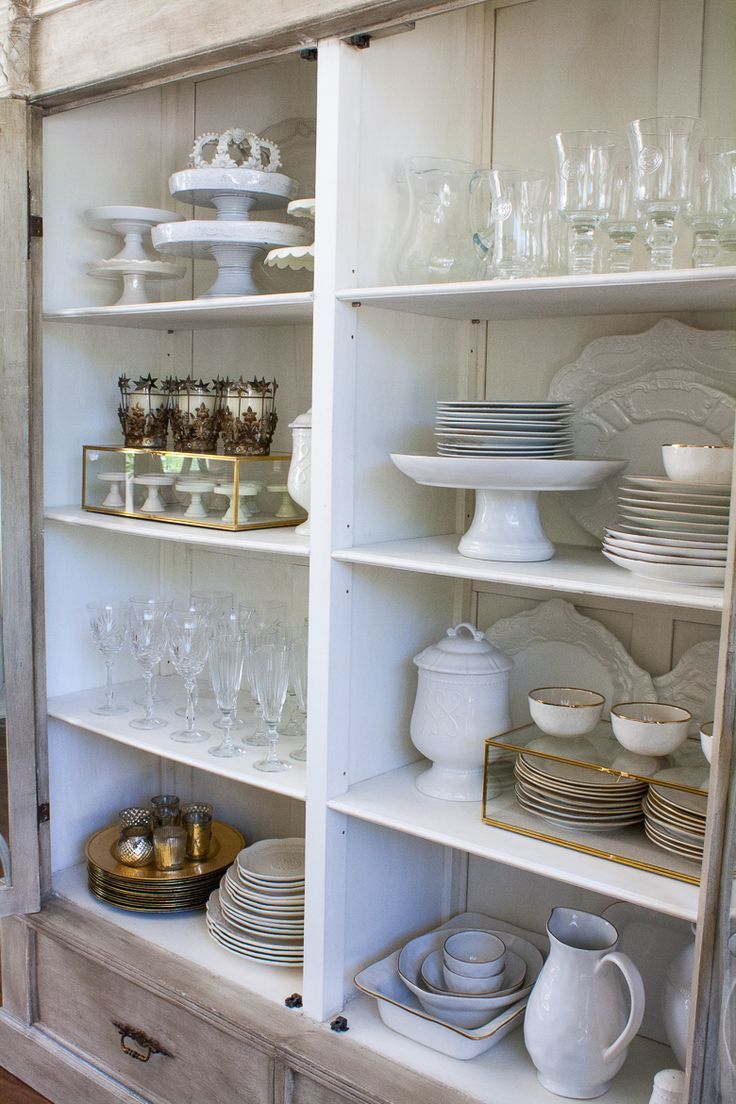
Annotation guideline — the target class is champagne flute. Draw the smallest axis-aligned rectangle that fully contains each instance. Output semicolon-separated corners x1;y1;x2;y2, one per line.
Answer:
288;625;308;762
238;600;287;747
251;641;291;772
87;601;129;715
208;611;246;758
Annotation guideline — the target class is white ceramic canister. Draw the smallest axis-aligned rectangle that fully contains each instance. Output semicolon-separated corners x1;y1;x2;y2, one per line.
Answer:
662;932;695;1068
524;907;646;1100
287;408;311;535
410;623;513;801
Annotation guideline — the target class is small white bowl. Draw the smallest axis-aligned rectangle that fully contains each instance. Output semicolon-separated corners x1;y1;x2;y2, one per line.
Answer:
441;959;505;995
528;687;605;737
700;721;714;764
610;701;692;756
662;444;733;486
443;930;506;978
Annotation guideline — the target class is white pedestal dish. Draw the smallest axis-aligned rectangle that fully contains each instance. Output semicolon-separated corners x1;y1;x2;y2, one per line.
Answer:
97;471;126;508
132;474;175;513
152;220;310;297
265;199;315;273
214;481;262;524
86;206;184;260
168;168;298;218
87;258;184;305
175;480;215;518
391;455;628;562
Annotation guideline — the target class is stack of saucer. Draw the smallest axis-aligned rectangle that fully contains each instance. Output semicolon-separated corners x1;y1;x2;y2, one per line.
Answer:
643;769;707;863
435;401;574;458
206;838;304;965
603;476;729;587
514;754;646;832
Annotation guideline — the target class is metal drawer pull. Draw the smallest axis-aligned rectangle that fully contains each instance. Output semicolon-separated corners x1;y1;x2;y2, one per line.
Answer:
113;1022;173;1063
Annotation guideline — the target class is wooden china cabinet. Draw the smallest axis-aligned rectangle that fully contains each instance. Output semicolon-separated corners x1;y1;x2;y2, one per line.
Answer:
0;1;735;1101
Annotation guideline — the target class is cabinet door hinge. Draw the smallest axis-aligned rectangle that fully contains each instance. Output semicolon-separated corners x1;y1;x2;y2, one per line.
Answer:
37;802;50;824
27;173;42;258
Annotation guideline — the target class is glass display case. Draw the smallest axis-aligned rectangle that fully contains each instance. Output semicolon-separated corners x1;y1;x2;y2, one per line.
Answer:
82;445;306;531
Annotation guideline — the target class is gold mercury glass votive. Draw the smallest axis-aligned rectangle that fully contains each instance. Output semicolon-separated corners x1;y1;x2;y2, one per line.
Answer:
153;825;187;871
183;808;213;861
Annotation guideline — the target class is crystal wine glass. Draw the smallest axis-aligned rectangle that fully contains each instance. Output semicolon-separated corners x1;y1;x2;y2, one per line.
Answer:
166;606;211;743
187;588;233;705
684;139;734;268
712;141;736;260
627;115;703;270
87;601;129;715
208;611;246;758
251;641;291;772
287;625;308;762
552;130;621;275
602;156;641;272
127;597;172;730
238;600;287;747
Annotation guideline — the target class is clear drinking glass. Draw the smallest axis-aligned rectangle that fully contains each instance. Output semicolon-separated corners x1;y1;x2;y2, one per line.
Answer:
127;597;172;730
166;607;211;743
552;130;621;275
238;601;288;747
627;115;703;270
394;157;482;284
470;168;547;279
684;139;734;267
208;611;246;758
287;626;308;762
252;641;291;772
601;156;641;272
87;601;129;715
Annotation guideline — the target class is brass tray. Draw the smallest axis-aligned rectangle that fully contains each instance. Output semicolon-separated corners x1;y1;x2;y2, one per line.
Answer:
86;821;244;883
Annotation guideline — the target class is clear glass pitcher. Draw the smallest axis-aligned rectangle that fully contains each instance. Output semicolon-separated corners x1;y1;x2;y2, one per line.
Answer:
394;157;482;284
470;168;548;279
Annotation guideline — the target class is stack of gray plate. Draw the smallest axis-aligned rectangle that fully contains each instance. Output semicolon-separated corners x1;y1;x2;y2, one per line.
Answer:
514;754;646;832
435;401;574;458
643;768;706;863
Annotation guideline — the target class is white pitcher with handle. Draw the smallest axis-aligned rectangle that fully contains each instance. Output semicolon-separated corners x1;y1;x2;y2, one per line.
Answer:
524;907;646;1099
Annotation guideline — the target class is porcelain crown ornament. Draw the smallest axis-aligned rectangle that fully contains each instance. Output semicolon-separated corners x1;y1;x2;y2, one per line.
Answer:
410;623;513;802
189;129;282;172
524;907;646;1099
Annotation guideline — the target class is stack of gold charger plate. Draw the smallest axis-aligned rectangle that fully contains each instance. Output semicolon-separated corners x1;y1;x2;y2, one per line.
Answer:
86;821;245;912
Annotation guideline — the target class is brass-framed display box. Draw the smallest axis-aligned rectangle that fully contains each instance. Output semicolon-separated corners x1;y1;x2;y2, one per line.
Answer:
82;445;307;532
483;722;710;887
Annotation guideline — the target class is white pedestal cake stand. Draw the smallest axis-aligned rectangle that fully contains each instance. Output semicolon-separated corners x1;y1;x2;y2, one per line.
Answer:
390;455;628;562
87;259;184;305
86;206;185;305
152;220;310;297
168;168;297;218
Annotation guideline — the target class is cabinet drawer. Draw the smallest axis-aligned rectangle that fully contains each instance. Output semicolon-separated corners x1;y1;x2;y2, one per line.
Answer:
287;1072;353;1104
34;933;272;1104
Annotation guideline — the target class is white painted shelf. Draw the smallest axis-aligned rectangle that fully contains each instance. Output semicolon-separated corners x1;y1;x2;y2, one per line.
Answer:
328;763;698;920
45;506;310;558
48;679;307;800
337;266;736;321
53;864;302;1005
44;291;313;330
342;992;673;1104
333;536;724;611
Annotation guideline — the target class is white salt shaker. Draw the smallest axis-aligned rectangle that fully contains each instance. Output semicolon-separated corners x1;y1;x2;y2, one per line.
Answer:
648;1069;685;1104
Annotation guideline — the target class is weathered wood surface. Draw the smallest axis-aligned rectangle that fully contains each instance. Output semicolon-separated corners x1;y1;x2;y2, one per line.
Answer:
0;1064;51;1104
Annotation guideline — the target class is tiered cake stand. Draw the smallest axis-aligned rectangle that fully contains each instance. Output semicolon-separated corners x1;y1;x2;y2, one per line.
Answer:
152;168;310;297
86;206;185;305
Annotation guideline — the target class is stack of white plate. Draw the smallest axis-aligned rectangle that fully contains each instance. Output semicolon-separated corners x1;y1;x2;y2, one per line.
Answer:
514;754;647;832
603;476;730;587
205;837;305;966
435;401;574;458
643;769;706;863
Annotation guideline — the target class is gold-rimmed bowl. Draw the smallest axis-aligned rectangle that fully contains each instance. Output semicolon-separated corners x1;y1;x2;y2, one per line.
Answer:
528;687;605;737
662;444;733;486
700;720;714;764
610;701;692;756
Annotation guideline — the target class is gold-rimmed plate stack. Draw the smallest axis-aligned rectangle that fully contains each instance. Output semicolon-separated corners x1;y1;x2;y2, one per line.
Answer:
643;768;707;863
514;754;647;832
86;821;245;912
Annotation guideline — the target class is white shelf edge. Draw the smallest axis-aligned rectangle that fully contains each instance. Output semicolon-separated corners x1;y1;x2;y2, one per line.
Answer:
336;267;736;321
328;763;698;921
48;679;307;801
52;864;302;1005
43;291;314;330
45;506;310;558
333;535;724;611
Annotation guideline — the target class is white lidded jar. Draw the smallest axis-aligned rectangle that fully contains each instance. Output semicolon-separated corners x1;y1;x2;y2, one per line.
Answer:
287;408;311;535
410;623;513;801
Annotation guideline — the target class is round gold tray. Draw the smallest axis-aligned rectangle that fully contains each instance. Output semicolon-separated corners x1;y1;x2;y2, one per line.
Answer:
86;821;244;883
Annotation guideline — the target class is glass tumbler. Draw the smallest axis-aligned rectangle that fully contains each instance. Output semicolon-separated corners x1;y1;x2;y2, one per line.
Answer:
627;115;703;269
470;168;547;279
87;601;129;715
553;130;621;275
394;157;482;284
150;794;181;827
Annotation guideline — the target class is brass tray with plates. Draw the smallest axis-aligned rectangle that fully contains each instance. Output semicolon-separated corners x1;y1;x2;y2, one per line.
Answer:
86;821;245;913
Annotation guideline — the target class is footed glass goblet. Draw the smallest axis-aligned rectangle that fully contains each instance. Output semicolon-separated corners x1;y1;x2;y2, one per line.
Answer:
127;597;172;730
252;641;291;772
166;607;211;743
602;158;641;272
553;130;621;275
208;611;246;758
87;601;129;715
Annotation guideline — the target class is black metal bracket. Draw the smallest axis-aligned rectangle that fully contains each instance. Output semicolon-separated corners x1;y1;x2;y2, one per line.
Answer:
285;993;303;1009
347;34;371;50
299;48;318;61
330;1016;349;1032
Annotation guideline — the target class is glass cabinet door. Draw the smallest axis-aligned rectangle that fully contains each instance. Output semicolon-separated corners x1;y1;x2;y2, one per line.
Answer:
0;96;43;917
